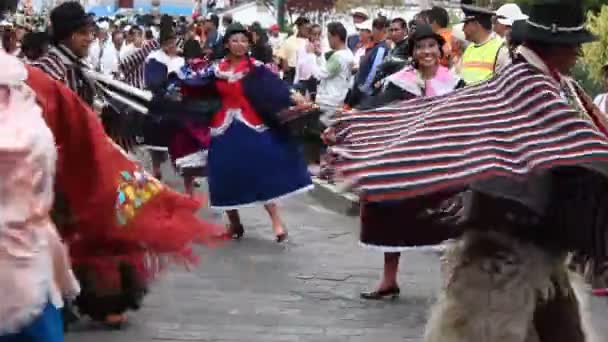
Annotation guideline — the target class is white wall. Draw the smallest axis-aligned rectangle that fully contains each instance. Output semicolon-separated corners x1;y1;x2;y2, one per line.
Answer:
222;2;276;27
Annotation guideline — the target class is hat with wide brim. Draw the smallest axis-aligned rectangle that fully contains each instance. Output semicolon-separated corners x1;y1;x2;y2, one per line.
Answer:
408;24;446;57
355;19;372;32
351;7;369;20
495;3;528;26
511;0;597;45
461;0;495;23
50;1;95;42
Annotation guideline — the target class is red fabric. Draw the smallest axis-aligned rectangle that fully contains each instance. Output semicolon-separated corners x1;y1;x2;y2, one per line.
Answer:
210;58;265;128
26;66;223;289
168;61;213;160
169;123;210;161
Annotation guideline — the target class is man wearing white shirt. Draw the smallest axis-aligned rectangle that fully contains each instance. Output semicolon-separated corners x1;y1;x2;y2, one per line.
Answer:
277;17;310;84
594;64;608;114
88;20;117;75
111;30;124;64
313;22;354;120
294;26;321;92
120;26;144;61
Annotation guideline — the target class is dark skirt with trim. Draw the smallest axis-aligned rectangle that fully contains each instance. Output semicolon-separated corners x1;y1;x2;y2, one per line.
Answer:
360;192;462;251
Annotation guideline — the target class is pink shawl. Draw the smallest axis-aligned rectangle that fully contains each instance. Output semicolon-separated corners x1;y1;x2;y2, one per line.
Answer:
0;51;79;335
385;65;461;97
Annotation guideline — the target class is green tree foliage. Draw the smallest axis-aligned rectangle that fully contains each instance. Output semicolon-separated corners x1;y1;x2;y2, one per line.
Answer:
581;5;608;86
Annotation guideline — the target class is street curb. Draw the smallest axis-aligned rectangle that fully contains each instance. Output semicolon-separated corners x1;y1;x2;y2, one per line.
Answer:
309;177;360;216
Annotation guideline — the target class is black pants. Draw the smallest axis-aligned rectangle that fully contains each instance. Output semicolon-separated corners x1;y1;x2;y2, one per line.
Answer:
293;77;318;100
283;67;296;85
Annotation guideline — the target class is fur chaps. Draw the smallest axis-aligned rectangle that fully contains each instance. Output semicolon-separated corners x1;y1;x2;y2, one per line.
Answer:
425;230;594;342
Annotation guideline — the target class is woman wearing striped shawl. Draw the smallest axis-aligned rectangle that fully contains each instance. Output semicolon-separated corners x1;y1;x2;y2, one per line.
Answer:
326;1;607;341
354;24;464;300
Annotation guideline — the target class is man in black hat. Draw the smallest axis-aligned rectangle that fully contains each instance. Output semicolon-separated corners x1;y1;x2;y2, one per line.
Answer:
33;1;96;104
422;1;605;341
459;0;504;85
324;1;606;342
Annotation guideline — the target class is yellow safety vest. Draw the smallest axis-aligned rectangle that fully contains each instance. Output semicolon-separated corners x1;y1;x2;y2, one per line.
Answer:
460;36;503;85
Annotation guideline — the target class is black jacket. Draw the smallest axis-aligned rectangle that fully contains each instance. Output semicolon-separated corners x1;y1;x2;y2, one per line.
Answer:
372;39;411;90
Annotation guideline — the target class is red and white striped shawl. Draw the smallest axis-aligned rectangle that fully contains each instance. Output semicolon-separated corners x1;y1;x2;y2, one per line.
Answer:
329;60;608;203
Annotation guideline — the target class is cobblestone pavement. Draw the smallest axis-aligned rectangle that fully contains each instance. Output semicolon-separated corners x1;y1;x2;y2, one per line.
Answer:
66;164;608;342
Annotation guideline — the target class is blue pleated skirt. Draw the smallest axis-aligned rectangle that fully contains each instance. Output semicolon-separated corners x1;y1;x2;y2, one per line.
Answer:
208;120;312;209
0;303;63;342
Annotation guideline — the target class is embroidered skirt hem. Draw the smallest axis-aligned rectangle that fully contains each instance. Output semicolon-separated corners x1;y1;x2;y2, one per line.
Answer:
210;184;313;209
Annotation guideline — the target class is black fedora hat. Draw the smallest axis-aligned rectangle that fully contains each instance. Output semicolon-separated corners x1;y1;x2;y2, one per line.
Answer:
460;0;494;23
223;22;250;44
511;0;596;45
408;24;445;56
50;1;95;42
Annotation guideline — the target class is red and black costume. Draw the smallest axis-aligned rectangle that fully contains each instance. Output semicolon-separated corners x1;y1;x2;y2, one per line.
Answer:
26;62;221;323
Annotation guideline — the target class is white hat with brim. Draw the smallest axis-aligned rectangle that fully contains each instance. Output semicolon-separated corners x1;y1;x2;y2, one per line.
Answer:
97;21;110;30
355;19;372;32
351;7;369;19
496;3;528;26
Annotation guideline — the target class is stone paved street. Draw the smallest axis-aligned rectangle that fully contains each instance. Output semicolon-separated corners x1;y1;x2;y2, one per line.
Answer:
65;165;608;342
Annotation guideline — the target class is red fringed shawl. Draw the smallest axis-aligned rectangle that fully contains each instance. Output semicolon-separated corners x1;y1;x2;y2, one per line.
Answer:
26;66;222;289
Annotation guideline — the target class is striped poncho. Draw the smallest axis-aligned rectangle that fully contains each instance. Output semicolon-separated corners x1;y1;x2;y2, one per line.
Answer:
329;61;608;203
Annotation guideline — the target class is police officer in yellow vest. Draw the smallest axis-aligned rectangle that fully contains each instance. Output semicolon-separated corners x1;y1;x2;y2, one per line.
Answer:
460;1;504;85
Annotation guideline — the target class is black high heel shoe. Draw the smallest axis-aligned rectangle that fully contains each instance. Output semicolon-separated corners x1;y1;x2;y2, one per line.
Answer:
275;231;289;243
225;223;244;240
360;287;401;300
